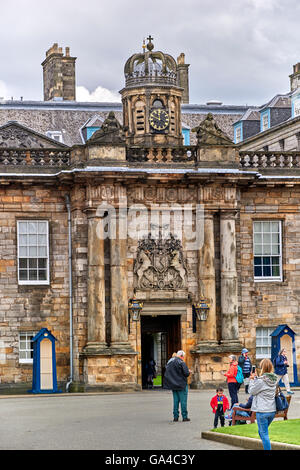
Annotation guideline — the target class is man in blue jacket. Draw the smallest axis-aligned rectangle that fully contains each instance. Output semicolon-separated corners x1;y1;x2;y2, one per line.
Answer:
163;350;191;422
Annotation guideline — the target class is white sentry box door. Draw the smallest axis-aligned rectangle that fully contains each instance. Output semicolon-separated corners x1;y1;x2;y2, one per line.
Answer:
40;338;53;390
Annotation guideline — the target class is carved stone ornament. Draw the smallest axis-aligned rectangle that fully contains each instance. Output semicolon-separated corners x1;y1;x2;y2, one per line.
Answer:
192;113;233;146
87;111;125;145
0;122;66;149
134;233;187;290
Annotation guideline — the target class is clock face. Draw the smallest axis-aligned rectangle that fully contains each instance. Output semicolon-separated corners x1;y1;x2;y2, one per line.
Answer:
149;108;169;131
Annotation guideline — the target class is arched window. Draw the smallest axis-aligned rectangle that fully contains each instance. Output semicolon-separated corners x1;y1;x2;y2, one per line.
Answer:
152;99;164;108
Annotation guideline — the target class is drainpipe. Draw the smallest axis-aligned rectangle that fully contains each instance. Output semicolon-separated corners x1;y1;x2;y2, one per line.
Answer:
65;194;73;392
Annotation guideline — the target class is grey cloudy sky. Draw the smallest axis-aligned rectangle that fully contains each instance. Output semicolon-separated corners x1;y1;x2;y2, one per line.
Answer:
0;0;299;106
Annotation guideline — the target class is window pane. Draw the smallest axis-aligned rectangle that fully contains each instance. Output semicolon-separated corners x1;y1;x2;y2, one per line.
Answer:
19;270;28;280
272;245;280;255
29;222;37;234
254;234;262;243
263;265;271;276
29;270;37;280
271;221;279;231
38;258;47;268
19;247;27;256
254;265;262;277
29;247;37;256
262;244;271;255
38;246;47;256
18;222;27;234
19;259;27;269
19;235;27;245
38;222;47;234
38;235;47;245
272;233;279;243
29;259;37;269
29;235;37;245
253;222;261;232
272;265;280;277
38;270;47;280
262;222;270;232
254;245;263;255
263;233;271;243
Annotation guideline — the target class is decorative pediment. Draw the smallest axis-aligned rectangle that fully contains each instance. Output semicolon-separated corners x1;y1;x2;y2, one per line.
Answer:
134;233;187;290
0;122;68;149
192;113;233;146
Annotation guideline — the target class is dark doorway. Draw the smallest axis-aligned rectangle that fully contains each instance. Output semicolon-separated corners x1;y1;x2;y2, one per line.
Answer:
141;315;181;389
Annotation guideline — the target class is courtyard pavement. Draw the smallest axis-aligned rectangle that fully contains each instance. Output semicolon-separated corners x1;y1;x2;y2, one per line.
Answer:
0;388;299;451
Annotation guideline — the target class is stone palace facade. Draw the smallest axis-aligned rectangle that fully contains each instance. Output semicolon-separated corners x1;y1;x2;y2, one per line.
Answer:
0;38;299;392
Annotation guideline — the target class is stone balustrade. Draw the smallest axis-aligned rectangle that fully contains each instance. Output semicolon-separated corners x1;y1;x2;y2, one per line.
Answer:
0;148;70;167
240;151;300;169
126;146;197;163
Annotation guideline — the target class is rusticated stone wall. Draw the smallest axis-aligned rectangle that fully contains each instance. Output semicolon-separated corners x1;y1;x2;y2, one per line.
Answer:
239;184;300;367
0;184;71;388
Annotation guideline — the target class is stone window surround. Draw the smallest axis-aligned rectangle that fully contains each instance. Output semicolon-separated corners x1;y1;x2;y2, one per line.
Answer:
19;331;36;364
253;219;283;282
17;219;50;286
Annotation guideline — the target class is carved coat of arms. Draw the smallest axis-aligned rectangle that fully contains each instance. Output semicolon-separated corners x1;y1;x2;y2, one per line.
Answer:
134;233;187;290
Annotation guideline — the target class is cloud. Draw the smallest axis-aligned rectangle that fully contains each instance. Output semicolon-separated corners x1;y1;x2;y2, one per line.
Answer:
0;80;10;100
76;85;121;103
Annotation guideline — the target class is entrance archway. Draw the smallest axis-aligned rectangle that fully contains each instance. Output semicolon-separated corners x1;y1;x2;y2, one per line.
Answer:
141;315;181;389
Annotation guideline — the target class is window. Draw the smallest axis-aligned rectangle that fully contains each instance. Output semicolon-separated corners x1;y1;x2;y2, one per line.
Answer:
256;327;274;359
17;220;49;285
234;123;243;143
182;128;190;145
86;127;100;140
19;332;35;364
261;110;270;132
253;221;282;281
46;131;63;143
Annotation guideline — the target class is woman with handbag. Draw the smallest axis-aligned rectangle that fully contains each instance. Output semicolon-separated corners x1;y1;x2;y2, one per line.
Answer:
249;358;278;450
274;348;294;395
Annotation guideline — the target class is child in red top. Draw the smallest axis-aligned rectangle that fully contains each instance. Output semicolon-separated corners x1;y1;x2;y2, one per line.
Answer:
210;388;230;428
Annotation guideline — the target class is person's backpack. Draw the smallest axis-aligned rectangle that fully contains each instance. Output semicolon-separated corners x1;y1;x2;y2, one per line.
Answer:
235;365;244;384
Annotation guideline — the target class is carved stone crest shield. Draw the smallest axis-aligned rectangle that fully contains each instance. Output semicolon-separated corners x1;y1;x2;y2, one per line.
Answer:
134;233;187;290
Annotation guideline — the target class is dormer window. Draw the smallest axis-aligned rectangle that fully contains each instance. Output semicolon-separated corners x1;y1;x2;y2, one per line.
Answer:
46;130;63;143
292;91;300;118
182;124;190;145
260;110;270;132
234;123;243;143
79;115;104;143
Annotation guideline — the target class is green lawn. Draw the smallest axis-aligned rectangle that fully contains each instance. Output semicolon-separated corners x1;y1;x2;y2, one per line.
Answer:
212;419;300;446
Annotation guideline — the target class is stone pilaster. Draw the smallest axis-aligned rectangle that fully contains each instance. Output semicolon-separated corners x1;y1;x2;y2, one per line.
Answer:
220;210;239;344
84;210;107;351
197;211;217;344
110;208;132;350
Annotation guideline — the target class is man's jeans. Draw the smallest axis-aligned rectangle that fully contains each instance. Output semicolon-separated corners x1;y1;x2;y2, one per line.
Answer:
172;385;188;419
256;411;276;450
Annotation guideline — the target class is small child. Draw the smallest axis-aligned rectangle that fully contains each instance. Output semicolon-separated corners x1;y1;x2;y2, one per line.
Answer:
210;388;230;428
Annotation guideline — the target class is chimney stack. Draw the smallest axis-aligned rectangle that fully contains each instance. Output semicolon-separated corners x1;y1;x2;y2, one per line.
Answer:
42;43;77;101
177;53;190;104
290;62;300;92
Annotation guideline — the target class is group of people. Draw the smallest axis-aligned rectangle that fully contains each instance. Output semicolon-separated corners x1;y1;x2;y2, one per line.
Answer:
163;347;294;451
210;347;294;450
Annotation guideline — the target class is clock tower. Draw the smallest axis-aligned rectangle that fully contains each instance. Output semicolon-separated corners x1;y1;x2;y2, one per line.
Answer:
120;36;184;147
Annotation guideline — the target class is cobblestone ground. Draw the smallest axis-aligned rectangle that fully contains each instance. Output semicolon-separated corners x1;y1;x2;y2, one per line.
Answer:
0;388;299;450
